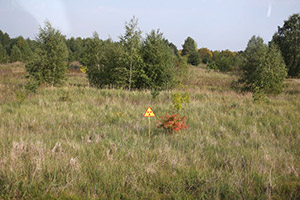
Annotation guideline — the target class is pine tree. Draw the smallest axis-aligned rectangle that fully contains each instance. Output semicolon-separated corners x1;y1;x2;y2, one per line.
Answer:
142;30;176;90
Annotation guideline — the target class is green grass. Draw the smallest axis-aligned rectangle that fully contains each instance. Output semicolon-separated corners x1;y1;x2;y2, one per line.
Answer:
0;63;299;199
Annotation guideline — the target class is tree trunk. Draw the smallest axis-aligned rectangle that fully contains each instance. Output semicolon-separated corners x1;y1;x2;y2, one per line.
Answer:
129;61;132;91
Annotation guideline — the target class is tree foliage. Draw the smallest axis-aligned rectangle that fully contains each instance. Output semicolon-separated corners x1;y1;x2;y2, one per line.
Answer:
262;44;288;94
120;17;144;90
239;36;287;94
81;18;179;90
16;36;33;62
0;30;10;52
187;51;201;66
198;48;213;64
214;50;236;72
80;33;103;85
0;43;8;63
66;37;83;62
142;30;176;90
10;45;22;62
272;13;300;77
182;37;197;56
81;34;126;88
166;41;179;58
182;37;200;66
25;21;68;86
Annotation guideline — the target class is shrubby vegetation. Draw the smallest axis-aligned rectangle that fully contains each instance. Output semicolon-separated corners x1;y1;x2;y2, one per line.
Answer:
66;37;83;63
142;30;177;90
198;48;213;64
26;21;68;86
187;51;202;66
9;45;22;63
81;18;181;90
0;30;35;63
80;33;117;88
213;50;236;72
174;56;189;85
207;62;219;71
156;113;188;133
239;36;287;95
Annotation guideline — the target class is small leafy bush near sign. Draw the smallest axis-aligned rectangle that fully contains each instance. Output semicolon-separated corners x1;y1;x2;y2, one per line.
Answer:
156;113;188;133
171;92;190;111
156;91;190;133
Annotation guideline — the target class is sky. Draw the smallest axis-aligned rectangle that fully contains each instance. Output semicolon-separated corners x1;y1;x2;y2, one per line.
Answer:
0;0;299;51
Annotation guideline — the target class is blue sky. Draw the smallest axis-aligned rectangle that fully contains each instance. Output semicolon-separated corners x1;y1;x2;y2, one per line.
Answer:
0;0;299;51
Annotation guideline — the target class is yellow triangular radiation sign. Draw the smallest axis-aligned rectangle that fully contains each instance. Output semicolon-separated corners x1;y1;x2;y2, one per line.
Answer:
143;106;155;117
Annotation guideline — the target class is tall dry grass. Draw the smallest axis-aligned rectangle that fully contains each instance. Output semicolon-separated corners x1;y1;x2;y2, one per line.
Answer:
0;64;299;199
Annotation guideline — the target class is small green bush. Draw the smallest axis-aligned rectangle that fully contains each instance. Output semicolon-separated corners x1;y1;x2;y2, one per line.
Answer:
172;92;190;111
207;62;219;71
188;52;202;66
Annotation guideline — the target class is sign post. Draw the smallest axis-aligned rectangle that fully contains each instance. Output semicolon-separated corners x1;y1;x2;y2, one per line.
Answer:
143;106;155;140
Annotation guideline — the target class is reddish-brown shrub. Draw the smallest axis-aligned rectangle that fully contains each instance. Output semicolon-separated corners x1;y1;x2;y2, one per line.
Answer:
156;113;188;133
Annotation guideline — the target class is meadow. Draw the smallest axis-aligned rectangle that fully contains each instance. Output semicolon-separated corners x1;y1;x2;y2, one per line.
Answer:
0;63;299;199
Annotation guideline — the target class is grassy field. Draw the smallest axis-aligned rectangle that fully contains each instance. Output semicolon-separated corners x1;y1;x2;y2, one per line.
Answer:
0;63;299;199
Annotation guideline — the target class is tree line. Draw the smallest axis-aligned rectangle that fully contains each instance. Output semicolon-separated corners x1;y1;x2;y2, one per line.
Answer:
79;17;184;90
0;14;299;95
16;18;188;91
180;36;242;72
